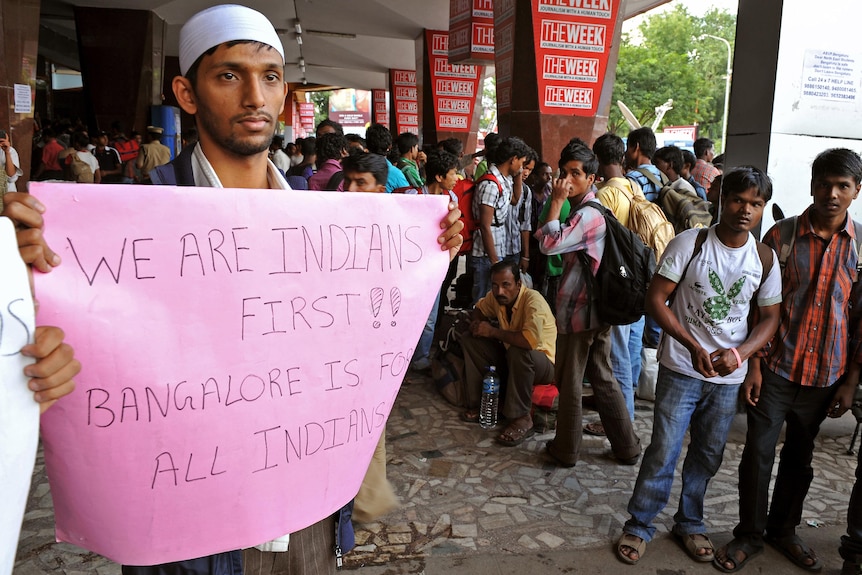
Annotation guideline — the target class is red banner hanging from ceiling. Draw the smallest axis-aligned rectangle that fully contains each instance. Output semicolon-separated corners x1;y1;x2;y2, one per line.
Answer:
426;30;482;133
448;0;495;64
389;69;419;135
531;0;622;116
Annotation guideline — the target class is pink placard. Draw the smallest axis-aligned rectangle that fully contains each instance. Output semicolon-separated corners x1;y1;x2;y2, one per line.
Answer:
32;183;450;566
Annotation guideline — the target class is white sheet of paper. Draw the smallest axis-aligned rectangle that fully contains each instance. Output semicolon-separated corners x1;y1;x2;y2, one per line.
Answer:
13;84;31;115
0;217;37;575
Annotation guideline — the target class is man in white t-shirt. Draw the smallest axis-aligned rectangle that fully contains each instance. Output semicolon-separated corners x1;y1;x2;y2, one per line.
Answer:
616;166;782;566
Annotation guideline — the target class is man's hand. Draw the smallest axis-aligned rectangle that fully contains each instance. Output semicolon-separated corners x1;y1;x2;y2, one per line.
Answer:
20;326;80;413
438;201;464;262
471;320;495;339
828;380;857;418
709;348;739;377
2;192;61;273
689;345;717;378
741;361;762;407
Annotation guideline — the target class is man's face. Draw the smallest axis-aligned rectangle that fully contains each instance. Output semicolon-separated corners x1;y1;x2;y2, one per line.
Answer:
491;268;521;307
286;143;297;156
521;160;535;180
559;160;596;198
317;125;337;138
704;146;716;162
182;42;287;158
810;173;861;220
538;165;553;187
344;170;385;193
510;155;527;175
720;186;766;234
654;157;670;177
437;168;458;192
98;135;108;148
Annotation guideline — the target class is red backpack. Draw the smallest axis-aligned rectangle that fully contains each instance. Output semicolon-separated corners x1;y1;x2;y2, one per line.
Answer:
453;173;503;255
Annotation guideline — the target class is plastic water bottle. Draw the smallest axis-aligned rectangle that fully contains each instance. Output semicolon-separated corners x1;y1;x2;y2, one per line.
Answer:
479;366;501;429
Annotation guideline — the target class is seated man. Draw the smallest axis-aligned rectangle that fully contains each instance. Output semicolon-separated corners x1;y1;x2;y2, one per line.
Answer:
460;260;556;446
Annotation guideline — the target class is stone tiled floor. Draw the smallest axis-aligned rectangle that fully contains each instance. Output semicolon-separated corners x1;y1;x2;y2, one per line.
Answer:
14;370;860;573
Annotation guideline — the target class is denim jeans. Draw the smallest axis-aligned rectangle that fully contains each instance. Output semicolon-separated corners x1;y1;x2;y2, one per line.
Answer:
610;316;645;420
411;289;441;369
470;255;492;305
624;366;739;542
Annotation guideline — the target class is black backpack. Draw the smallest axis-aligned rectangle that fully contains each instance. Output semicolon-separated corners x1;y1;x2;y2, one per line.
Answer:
571;201;656;326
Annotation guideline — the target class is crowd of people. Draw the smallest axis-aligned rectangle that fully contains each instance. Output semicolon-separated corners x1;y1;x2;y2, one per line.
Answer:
4;3;862;575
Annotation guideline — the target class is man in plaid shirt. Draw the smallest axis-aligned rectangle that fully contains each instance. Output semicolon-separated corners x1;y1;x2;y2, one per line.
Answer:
536;139;640;468
716;148;862;573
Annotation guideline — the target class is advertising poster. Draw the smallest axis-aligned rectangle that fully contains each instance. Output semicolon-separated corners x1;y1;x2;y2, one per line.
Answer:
426;30;482;133
449;0;495;64
390;69;419;135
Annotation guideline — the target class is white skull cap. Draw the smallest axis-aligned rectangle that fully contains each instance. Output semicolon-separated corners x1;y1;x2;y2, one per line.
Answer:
179;4;285;76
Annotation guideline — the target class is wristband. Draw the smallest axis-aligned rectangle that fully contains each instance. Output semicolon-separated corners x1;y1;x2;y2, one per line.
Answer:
730;347;742;369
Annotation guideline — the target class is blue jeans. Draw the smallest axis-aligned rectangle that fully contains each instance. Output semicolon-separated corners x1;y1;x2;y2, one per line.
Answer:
610;316;644;420
411;288;441;368
624;366;739;541
470;255;492;305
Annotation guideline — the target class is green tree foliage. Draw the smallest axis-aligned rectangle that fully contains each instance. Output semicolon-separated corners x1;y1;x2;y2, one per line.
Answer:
308;90;332;128
609;5;736;145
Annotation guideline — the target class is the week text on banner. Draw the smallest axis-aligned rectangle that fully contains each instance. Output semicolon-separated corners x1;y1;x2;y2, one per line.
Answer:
32;183;450;566
0;217;38;575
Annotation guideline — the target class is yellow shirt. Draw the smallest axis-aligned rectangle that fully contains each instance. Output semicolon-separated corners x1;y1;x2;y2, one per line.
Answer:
596;176;637;227
476;284;556;363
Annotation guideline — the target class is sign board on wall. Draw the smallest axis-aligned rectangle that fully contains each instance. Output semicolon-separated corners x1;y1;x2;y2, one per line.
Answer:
390;69;419;135
426;30;482;133
530;0;622;116
449;0;495;64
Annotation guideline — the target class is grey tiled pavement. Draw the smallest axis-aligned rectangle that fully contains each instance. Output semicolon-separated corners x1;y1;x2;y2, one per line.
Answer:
15;369;861;574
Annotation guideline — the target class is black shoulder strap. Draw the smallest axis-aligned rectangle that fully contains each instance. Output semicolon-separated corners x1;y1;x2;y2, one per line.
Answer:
151;143;196;186
776;216;798;272
325;170;345;190
667;228;709;306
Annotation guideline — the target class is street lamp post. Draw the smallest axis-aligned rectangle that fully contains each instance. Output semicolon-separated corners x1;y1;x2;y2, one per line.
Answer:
701;34;732;153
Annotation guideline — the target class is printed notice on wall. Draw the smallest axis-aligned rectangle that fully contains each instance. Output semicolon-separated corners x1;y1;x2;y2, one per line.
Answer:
801;50;862;105
14;84;31;114
33;183;450;566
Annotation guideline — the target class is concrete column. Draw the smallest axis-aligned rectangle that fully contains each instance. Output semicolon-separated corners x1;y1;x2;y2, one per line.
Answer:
74;7;165;135
0;0;40;189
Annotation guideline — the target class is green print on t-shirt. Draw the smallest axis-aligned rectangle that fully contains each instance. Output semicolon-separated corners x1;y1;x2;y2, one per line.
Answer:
702;268;746;321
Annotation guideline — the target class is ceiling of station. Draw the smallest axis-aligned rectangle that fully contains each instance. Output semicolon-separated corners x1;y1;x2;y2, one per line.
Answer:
40;0;671;90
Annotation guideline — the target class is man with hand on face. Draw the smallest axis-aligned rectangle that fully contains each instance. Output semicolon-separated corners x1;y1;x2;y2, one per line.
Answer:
536;140;641;469
616;167;781;567
142;5;463;574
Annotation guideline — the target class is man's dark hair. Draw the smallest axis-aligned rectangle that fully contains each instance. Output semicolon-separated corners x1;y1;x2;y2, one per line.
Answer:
271;135;284;148
439;137;464;157
489;136;531;166
72;131;90;150
300;137;317;157
341;151;388;186
490;260;521;284
42;127;56;139
483;132;501;153
366;124;393;155
654;146;684;175
593;133;625;166
316;118;344;137
712;153;725;171
424;149;459;183
694;138;714;159
626;127;657;159
720;165;773;202
681;149;697;170
185;40;272;89
396;132;419;155
345;134;366;150
559;140;598;176
182;127;199;145
316;133;347;162
812;148;862;185
525;146;539;165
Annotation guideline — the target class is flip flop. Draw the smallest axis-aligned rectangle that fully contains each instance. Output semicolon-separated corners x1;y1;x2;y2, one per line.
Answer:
766;534;823;572
713;538;763;573
616;533;646;565
496;421;536;447
459;409;479;423
673;531;714;562
583;421;606;436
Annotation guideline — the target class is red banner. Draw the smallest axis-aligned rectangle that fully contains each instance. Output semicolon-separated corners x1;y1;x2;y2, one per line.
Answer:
531;0;622;116
390;69;418;135
449;0;495;64
298;102;315;130
426;30;482;133
493;0;516;115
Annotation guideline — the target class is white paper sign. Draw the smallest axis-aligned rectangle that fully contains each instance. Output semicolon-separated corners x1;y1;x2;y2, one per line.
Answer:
13;84;31;115
0;217;37;575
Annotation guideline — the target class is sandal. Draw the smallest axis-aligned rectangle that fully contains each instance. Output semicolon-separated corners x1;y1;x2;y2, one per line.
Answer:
616;533;646;565
713;538;763;573
673;531;714;562
583;421;606;436
459;409;479;423
766;534;822;572
496;418;535;447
